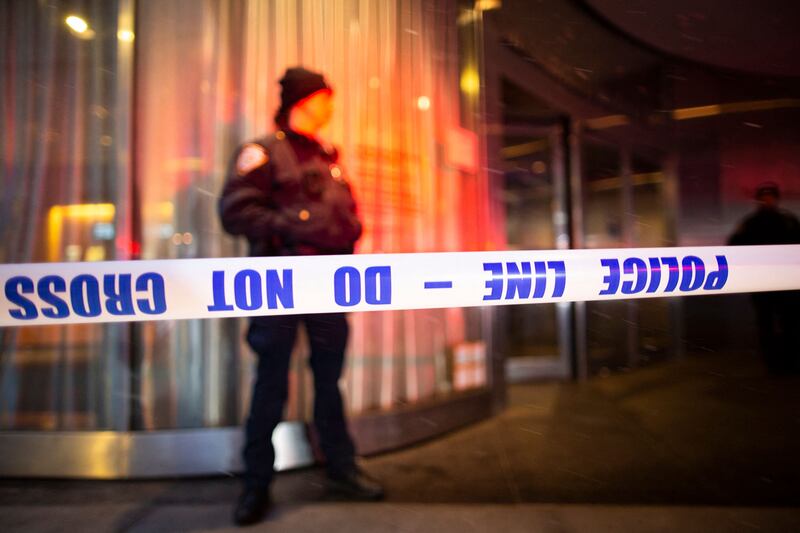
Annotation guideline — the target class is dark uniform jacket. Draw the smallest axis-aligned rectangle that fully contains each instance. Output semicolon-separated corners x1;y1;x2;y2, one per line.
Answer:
219;130;362;256
728;208;800;246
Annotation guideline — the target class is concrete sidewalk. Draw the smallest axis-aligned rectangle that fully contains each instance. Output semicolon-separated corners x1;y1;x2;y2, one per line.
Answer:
2;351;800;532
4;502;799;532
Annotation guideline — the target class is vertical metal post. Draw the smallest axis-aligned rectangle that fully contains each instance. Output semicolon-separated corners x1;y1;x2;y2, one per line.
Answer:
475;8;507;411
663;152;685;359
568;120;588;381
126;0;144;431
552;125;574;378
620;144;635;247
551;125;570;250
621;145;640;369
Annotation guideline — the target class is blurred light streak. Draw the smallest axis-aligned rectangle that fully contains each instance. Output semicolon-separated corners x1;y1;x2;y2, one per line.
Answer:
585;114;629;129
588;172;664;192
475;0;502;11
671;98;800;120
501;138;549;159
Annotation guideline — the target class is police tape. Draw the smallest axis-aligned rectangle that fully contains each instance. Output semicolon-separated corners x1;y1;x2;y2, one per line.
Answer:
2;245;800;327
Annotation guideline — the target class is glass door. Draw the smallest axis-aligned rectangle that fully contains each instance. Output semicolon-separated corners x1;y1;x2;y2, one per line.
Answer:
579;136;675;376
500;125;572;381
631;151;674;367
581;138;629;375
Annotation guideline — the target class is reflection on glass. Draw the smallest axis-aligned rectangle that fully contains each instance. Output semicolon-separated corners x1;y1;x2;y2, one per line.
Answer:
0;0;492;434
632;153;672;365
0;0;131;430
501;132;559;360
47;203;116;262
582;140;628;373
133;0;490;428
582;143;675;374
631;153;668;246
583;140;623;248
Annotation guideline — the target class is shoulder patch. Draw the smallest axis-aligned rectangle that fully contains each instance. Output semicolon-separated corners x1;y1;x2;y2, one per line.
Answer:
236;143;268;175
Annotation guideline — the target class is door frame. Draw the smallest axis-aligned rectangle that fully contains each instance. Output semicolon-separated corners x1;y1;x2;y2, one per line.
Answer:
499;123;573;381
481;15;678;381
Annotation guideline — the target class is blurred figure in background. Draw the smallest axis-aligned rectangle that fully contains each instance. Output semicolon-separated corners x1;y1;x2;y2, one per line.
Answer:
219;67;383;527
729;182;800;375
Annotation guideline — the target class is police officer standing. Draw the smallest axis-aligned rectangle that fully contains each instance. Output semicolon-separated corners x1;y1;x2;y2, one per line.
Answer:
219;67;383;526
729;182;800;375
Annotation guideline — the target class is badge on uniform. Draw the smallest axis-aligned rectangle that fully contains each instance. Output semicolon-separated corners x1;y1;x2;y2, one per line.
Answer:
236;144;269;175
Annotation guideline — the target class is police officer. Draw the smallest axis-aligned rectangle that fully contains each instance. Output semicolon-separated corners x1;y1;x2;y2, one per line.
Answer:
729;182;800;246
219;67;383;526
729;182;800;375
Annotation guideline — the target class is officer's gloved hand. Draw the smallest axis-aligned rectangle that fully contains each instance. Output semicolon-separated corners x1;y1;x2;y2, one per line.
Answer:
282;203;360;252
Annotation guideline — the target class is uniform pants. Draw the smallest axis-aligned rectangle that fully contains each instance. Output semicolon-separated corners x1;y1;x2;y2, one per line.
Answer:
243;313;356;489
753;291;800;375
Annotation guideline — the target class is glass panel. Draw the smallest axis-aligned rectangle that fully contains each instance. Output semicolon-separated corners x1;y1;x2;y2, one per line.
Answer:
133;0;490;427
632;153;668;247
582;140;627;374
133;0;244;430
583;141;624;248
0;0;132;430
500;132;559;359
632;153;673;365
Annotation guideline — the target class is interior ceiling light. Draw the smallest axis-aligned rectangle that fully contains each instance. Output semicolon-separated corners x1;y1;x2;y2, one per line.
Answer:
65;15;88;33
475;0;501;11
460;68;480;96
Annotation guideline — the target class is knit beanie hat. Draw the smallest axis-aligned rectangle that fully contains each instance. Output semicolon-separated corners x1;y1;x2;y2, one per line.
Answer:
277;67;332;119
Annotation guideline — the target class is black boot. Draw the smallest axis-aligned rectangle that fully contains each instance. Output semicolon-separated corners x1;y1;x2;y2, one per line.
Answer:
326;466;385;501
233;487;271;526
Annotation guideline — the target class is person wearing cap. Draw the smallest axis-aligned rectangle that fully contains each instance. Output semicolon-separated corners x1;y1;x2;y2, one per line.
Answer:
219;67;383;526
729;182;800;246
729;182;800;375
